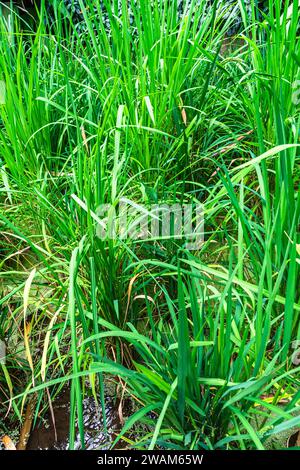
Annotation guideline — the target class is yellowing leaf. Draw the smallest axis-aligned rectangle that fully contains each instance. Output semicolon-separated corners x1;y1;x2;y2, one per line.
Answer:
23;268;36;384
2;435;16;450
144;96;155;125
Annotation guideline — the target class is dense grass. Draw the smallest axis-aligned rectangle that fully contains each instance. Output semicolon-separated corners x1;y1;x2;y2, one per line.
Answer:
0;0;299;450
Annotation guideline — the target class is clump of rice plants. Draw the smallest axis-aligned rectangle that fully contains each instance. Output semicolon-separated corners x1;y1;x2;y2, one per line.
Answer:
0;0;299;451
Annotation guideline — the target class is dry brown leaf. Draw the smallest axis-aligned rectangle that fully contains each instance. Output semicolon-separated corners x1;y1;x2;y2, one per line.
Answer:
2;435;16;450
125;273;140;322
133;294;155;304
178;97;187;126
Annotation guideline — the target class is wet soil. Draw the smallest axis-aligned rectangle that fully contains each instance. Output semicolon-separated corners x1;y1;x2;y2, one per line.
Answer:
27;388;122;450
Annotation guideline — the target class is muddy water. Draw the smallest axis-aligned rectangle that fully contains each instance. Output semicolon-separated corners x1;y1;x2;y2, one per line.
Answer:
27;388;122;450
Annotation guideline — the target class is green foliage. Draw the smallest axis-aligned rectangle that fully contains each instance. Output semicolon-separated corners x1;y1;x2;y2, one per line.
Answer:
0;0;299;450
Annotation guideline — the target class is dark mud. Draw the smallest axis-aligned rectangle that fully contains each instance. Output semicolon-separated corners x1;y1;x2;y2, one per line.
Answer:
27;388;122;450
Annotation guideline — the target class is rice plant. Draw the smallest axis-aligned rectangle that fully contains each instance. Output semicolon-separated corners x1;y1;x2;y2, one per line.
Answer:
0;0;299;451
